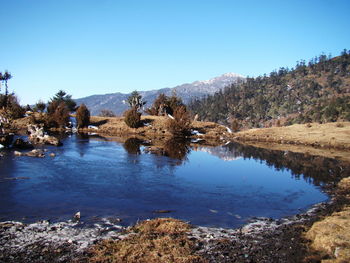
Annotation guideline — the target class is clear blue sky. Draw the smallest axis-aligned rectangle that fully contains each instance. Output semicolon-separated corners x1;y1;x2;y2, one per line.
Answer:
1;0;350;105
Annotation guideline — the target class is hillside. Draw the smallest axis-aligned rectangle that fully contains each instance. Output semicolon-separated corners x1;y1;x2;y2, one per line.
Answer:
75;73;245;116
189;50;350;128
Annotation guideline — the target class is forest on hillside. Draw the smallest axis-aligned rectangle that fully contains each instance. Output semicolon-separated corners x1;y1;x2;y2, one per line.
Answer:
189;50;350;129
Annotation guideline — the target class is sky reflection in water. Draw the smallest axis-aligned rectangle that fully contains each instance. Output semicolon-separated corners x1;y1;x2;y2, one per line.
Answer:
0;135;331;228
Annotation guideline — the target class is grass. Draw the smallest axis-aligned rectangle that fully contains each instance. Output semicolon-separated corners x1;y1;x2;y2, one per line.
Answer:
87;115;228;140
305;177;350;263
234;122;350;150
88;218;206;263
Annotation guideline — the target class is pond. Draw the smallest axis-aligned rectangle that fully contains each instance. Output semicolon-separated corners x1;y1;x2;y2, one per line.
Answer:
0;134;347;228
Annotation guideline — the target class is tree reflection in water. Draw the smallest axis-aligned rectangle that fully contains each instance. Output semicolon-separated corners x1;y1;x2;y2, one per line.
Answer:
123;138;142;155
163;138;190;161
222;142;350;187
123;137;350;187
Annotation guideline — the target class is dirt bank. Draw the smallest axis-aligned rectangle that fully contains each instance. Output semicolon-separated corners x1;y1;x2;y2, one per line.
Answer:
304;177;350;263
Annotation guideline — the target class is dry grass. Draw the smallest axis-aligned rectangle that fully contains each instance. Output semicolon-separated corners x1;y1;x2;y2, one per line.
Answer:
234;122;350;150
305;177;350;263
88;218;205;263
87;115;227;140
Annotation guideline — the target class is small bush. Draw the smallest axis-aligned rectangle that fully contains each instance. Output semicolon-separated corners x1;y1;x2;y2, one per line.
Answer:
167;106;191;136
124;107;141;128
145;107;158;116
231;119;240;132
99;109;116;117
33;100;46;112
46;101;70;128
76;104;90;128
146;93;184;116
0;94;25;119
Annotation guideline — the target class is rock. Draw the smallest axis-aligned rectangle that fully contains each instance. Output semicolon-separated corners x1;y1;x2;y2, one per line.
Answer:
26;149;45;158
73;212;81;222
49;153;56;157
0;134;14;148
14;149;45;158
12;138;34;150
27;125;62;146
14;151;22;156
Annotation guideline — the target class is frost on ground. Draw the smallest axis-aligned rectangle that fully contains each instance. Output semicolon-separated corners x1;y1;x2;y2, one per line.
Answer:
0;201;336;263
0;219;126;263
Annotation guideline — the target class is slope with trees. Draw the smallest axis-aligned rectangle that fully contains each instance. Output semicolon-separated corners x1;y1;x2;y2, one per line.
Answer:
189;50;350;129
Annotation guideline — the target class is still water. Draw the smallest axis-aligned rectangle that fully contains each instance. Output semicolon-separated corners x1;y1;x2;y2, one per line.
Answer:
0;134;340;228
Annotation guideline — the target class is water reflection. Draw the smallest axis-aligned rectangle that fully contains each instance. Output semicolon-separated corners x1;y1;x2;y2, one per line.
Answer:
141;137;190;167
215;142;350;187
0;134;347;228
123;138;142;155
121;137;349;187
163;138;190;161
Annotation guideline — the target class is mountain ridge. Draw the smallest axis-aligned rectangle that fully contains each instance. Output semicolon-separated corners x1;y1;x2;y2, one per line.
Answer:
74;73;245;116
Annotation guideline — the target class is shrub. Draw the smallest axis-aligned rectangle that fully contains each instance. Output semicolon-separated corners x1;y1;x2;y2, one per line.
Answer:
146;93;184;116
231;119;240;132
146;93;168;116
99;109;116;117
0;94;25;119
50;90;76;112
76;104;90;128
145;107;158;116
46;101;70;128
124;107;141;128
33;100;46;112
167;106;191;136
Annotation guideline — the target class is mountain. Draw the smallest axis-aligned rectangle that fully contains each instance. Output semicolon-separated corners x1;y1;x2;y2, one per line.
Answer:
189;50;350;128
74;73;245;116
195;143;242;161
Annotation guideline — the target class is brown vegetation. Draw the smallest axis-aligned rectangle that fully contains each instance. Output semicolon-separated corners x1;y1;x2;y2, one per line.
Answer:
234;122;350;150
76;104;90;128
124;108;141;128
0;94;25;120
99;109;116;117
146;93;184;116
88;218;205;263
305;177;350;263
45;100;70;128
82;115;228;141
167;106;192;136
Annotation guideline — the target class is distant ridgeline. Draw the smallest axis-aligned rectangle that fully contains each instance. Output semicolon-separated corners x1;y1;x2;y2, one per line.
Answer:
189;50;350;128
